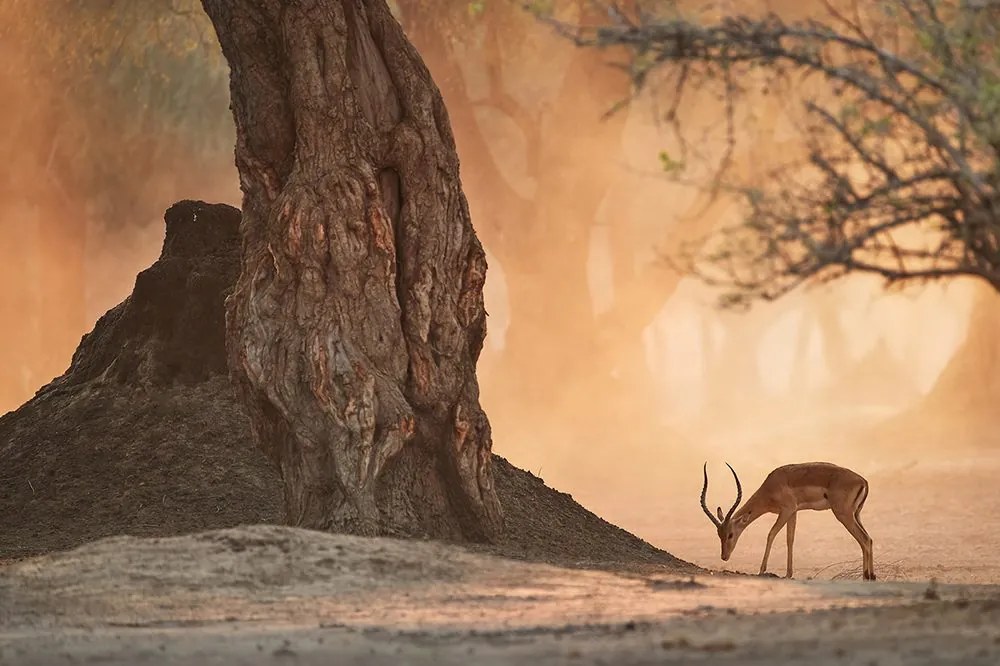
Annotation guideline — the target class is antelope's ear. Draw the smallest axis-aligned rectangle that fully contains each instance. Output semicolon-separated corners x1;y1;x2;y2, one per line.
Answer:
738;513;750;525
716;506;724;522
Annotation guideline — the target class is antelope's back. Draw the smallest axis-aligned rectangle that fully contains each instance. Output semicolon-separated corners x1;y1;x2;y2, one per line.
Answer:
767;462;865;490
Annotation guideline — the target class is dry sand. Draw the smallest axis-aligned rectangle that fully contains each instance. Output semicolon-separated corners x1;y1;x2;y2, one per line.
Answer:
3;524;1000;665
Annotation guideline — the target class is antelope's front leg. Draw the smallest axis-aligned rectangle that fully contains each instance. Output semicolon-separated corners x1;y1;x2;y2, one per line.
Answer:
760;512;793;575
785;512;797;578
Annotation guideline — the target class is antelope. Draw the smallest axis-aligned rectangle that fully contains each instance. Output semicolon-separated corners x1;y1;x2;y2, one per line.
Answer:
701;462;875;580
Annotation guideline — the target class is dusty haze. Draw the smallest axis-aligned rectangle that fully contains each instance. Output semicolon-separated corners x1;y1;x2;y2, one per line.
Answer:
1;0;997;580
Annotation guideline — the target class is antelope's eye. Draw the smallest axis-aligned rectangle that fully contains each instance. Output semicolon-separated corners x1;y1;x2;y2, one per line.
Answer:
728;534;733;540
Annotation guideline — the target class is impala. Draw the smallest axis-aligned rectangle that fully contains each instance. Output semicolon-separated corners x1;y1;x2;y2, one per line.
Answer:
701;462;875;580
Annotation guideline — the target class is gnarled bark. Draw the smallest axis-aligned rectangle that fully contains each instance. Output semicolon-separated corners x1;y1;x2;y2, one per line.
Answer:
202;0;502;540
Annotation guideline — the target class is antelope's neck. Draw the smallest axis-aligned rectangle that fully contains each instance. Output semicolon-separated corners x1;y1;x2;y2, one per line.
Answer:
735;496;769;524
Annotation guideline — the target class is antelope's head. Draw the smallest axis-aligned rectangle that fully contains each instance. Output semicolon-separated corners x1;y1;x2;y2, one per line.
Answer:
700;462;747;561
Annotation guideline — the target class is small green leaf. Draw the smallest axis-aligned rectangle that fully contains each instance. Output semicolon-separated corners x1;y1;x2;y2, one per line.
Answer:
468;0;486;17
658;150;685;173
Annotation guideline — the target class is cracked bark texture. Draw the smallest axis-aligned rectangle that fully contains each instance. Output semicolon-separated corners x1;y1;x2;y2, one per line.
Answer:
201;0;503;540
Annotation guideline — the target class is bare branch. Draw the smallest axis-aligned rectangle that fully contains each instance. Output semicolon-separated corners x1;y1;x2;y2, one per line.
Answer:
550;0;1000;306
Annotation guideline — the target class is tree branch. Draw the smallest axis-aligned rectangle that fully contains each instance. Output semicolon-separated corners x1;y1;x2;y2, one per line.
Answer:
550;1;1000;307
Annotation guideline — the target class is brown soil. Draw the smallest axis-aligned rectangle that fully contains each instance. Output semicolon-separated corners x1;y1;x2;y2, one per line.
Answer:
0;200;686;572
3;525;999;665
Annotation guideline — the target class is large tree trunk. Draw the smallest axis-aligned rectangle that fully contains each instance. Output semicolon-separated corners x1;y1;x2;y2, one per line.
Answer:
201;0;502;540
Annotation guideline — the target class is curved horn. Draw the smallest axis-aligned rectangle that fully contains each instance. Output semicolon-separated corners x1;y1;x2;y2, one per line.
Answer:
724;462;743;523
701;463;721;527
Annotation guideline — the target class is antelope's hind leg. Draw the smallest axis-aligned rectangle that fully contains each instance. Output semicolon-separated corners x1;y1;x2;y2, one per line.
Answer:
834;505;874;581
854;487;874;580
856;514;875;581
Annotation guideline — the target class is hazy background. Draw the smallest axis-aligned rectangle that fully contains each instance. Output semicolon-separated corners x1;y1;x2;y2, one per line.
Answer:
2;0;998;578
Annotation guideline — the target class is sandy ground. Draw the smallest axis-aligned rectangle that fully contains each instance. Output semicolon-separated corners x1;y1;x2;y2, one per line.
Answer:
3;525;1000;665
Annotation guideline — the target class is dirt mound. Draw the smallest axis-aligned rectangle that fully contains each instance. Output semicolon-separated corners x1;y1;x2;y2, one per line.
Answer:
0;201;687;571
0;202;284;560
48;200;239;390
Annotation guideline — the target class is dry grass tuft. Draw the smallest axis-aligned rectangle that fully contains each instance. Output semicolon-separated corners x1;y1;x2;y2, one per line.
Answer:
804;559;908;581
